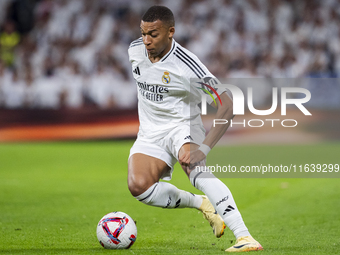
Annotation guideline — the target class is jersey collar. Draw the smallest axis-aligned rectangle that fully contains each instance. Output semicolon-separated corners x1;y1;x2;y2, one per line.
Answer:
160;39;176;62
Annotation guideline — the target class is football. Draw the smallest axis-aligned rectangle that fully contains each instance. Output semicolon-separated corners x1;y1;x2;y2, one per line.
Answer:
96;212;137;249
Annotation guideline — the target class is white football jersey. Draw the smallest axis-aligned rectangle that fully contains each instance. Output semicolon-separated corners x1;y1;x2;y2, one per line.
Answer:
128;38;222;139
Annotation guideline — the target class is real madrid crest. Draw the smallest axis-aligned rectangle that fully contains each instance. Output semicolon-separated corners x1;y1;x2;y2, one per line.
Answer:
162;71;170;84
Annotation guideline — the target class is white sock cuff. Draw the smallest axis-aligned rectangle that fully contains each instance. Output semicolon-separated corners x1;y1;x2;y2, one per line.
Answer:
189;168;203;188
134;182;159;203
189;167;216;188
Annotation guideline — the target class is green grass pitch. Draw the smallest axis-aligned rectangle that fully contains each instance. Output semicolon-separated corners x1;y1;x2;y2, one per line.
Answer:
0;141;339;254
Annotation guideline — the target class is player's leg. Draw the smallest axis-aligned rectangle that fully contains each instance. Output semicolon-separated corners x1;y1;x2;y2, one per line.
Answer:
128;153;202;209
175;143;226;238
179;143;263;252
128;152;225;238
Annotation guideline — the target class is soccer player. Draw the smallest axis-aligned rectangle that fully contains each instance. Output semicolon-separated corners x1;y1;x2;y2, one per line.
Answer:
127;6;263;252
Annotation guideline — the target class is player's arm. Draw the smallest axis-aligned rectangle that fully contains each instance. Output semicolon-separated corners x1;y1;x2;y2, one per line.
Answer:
203;91;233;149
189;91;233;165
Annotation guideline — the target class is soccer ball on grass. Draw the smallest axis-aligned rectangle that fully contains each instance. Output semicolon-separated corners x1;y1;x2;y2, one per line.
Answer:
96;211;137;249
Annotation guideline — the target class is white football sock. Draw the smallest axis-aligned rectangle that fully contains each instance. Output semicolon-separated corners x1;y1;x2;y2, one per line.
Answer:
134;182;203;209
190;168;250;239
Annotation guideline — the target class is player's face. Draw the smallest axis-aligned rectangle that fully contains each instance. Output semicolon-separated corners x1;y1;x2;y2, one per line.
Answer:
140;20;174;61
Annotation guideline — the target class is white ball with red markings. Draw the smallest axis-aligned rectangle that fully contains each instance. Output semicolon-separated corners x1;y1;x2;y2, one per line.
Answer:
96;212;137;249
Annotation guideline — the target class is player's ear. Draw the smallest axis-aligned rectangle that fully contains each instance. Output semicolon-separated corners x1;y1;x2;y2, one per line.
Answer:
168;26;175;39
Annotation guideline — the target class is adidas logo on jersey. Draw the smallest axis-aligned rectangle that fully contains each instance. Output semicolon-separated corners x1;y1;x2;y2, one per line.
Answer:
223;205;235;215
133;66;140;75
184;135;193;140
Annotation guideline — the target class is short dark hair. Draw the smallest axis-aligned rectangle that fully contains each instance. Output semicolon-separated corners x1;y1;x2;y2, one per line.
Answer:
142;6;175;27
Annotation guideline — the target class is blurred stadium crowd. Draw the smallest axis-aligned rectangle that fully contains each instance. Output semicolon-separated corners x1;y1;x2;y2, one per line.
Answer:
0;0;339;110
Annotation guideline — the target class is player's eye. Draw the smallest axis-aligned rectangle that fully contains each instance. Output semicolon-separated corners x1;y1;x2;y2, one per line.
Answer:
151;34;158;38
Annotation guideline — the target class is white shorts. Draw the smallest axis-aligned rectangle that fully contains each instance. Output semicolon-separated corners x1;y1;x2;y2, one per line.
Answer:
129;124;205;180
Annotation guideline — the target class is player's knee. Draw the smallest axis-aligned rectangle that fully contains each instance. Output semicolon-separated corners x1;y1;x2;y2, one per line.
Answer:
127;175;153;197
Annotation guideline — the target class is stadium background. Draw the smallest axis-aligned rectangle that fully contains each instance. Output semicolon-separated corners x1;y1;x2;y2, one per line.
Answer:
1;1;340;254
0;0;339;142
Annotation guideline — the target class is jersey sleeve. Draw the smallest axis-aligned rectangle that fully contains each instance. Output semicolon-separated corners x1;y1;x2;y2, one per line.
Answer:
175;47;226;105
128;37;143;63
128;38;145;80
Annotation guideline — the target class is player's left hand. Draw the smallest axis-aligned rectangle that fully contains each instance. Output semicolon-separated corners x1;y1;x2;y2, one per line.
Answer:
179;149;206;169
189;149;206;168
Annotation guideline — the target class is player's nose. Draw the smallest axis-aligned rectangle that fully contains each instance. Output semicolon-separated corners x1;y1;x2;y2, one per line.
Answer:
143;35;152;45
